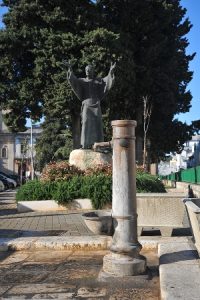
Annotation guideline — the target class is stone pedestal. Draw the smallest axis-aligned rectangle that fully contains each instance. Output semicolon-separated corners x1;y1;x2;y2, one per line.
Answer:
102;120;146;277
69;149;112;171
103;253;146;276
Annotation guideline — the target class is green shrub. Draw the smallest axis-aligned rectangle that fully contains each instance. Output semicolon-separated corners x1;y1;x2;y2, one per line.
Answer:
80;174;112;209
16;172;165;208
52;176;83;202
53;174;112;209
136;173;166;193
16;180;56;201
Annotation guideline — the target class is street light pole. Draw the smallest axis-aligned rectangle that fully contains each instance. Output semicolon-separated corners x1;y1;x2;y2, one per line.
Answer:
30;119;34;180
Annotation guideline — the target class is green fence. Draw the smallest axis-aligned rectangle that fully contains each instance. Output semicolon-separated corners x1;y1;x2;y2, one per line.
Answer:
160;166;200;184
180;167;196;184
196;166;200;184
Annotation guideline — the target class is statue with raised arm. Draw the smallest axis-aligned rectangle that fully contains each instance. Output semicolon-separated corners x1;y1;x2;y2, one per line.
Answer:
65;61;116;149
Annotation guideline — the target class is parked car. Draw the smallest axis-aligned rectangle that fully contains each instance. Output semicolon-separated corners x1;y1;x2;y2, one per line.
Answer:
0;173;17;188
0;180;5;191
0;175;14;189
0;172;20;186
10;175;20;186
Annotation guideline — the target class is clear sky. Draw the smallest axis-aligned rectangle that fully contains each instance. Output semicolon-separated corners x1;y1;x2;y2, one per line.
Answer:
177;0;200;124
0;0;199;125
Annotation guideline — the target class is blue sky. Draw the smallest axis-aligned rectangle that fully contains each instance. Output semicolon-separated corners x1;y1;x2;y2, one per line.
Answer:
177;0;200;124
0;0;199;125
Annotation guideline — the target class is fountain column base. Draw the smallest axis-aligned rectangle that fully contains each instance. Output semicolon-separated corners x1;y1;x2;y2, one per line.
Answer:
102;252;146;276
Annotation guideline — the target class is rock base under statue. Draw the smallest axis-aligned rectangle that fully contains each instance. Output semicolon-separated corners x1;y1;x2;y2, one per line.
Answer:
69;149;112;170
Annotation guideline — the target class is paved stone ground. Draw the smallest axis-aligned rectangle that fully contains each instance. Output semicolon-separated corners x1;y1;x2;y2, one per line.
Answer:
0;249;159;299
1;189;200;299
0;191;161;299
0;190;191;239
0;191;93;238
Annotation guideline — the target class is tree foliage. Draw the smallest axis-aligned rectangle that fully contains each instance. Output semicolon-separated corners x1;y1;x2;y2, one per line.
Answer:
97;0;198;159
0;0;199;163
35;117;73;171
0;0;117;129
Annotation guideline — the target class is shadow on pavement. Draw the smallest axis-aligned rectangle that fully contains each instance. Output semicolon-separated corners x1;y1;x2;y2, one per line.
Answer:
0;229;69;238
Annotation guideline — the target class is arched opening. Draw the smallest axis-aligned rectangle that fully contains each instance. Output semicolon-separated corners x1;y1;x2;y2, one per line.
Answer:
1;146;8;159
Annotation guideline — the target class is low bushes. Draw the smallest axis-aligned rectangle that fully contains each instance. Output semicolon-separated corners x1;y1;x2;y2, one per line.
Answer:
16;161;165;209
16;180;56;201
80;174;112;209
136;173;166;193
16;174;112;209
40;161;83;182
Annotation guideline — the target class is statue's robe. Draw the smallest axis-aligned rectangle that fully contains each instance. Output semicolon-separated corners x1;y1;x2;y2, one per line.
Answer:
68;71;114;149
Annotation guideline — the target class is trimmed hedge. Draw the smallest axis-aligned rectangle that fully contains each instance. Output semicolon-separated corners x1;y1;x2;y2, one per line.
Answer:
16;173;165;209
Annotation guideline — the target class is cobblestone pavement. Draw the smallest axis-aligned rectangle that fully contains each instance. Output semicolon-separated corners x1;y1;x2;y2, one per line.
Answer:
0;191;93;238
0;249;160;299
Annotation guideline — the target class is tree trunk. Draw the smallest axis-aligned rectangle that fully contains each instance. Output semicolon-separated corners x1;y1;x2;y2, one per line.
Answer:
71;112;81;149
135;109;143;165
143;133;147;171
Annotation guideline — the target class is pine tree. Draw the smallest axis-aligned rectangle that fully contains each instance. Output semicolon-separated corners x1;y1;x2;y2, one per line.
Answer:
97;0;196;160
0;0;118;147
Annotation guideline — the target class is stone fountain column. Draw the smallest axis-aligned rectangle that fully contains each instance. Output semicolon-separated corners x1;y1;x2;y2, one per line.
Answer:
103;120;146;276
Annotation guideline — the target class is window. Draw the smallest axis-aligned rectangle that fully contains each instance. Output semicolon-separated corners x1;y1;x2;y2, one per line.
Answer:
21;144;25;154
1;146;8;158
20;138;28;155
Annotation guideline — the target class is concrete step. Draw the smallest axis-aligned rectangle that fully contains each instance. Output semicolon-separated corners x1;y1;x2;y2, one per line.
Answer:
0;191;16;198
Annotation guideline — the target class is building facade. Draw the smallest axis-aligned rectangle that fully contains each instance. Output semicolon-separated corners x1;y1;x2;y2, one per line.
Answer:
0;111;42;177
158;135;200;176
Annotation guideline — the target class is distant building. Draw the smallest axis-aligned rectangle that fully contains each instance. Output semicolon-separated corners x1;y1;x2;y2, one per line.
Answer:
158;135;200;176
185;136;200;168
0;111;42;177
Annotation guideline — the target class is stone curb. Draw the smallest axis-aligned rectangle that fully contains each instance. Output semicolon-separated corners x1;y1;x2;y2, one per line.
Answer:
0;236;187;252
17;199;94;212
0;236;157;252
0;236;112;252
158;237;200;300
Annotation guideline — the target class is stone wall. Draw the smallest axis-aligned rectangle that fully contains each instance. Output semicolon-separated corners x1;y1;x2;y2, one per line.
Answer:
176;182;200;197
137;193;187;236
18;193;188;237
183;198;200;254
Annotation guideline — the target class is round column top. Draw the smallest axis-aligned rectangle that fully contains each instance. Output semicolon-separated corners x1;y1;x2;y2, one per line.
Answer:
111;120;137;127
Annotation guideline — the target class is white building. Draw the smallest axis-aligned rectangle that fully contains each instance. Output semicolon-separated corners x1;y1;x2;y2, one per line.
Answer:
158;135;200;176
0;111;42;177
185;136;200;168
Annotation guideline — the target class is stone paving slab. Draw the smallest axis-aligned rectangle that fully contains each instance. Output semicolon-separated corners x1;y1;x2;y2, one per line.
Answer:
2;191;200;299
0;191;94;238
0;250;159;299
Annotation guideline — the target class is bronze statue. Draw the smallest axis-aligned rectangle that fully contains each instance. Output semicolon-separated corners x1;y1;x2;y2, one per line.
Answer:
65;62;116;149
